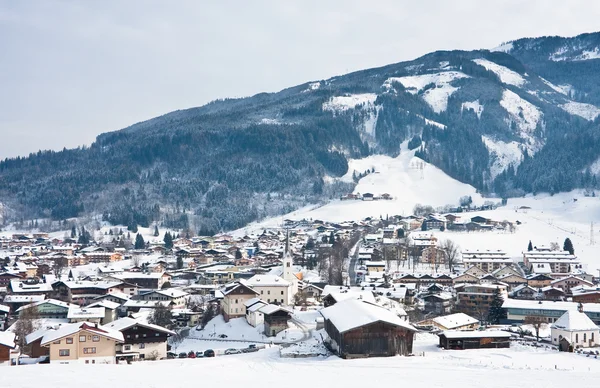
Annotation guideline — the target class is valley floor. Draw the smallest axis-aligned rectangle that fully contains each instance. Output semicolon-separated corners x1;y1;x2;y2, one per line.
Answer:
2;334;600;388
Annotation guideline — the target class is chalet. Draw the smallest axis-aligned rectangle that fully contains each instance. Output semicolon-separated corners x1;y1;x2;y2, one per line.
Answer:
0;331;16;364
464;265;487;277
510;284;538;300
452;273;479;285
300;282;326;300
35;322;124;364
422;293;453;315
362;193;374;201
550;276;593;295
111;272;171;290
83;252;124;263
320;299;416;358
527;273;553;288
572;287;600;304
9;279;54;296
537;286;564;302
470;216;491;224
221;281;259;321
53;280;138;302
86;300;120;323
103;317;175;361
455;284;507;319
93;292;131;305
438;330;511;350
261;304;292;337
138;289;190;308
322;287;376;307
0;272;22;289
3;294;46;311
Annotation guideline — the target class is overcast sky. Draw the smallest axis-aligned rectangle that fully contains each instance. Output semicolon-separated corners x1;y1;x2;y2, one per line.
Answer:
1;0;599;159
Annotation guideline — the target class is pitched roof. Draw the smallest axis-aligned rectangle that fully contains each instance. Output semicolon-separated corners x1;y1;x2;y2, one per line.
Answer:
440;330;511;339
67;307;106;320
16;298;76;312
431;313;479;329
0;331;16;348
102;317;175;335
552;310;599;331
320;299;416;333
258;304;293;315
246;274;290;287
40;322;124;345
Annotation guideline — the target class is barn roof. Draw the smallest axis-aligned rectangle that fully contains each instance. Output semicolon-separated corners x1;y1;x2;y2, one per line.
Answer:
439;330;511;339
320;299;416;334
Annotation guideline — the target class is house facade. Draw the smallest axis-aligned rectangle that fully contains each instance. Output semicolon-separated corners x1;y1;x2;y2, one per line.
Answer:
221;281;259;321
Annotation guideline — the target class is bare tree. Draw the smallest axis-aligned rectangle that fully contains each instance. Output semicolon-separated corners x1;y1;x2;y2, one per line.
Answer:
131;254;141;267
52;258;65;280
524;315;546;342
14;306;40;356
440;239;460;272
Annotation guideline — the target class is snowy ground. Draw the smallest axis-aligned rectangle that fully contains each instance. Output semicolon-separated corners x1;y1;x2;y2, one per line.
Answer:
2;334;600;387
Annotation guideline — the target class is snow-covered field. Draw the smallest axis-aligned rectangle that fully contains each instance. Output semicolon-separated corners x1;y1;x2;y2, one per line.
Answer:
473;58;526;87
2;334;600;387
559;101;600;121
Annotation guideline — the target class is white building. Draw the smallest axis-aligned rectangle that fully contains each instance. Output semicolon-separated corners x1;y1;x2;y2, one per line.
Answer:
246;275;292;305
551;308;600;350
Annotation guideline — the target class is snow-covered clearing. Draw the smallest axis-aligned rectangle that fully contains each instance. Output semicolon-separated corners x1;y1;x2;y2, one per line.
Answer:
482;136;523;178
416;114;446;129
540;77;568;95
473;59;526;87
461;100;484;119
559;101;600;121
384;71;469;113
500;89;542;145
323;94;378;113
2;334;600;388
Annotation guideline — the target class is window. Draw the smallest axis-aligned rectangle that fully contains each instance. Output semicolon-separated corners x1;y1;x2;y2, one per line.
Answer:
281;291;284;295
286;262;290;267
592;333;595;342
281;299;284;303
576;334;579;343
261;290;264;295
267;291;270;295
83;347;97;354
584;333;587;342
59;349;70;357
66;338;73;344
85;360;89;364
267;299;270;303
53;340;61;344
155;333;159;337
235;299;238;304
92;360;95;364
139;343;145;349
79;335;86;342
92;335;100;342
124;345;131;351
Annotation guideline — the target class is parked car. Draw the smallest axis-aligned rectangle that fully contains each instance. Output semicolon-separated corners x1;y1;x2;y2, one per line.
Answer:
188;351;196;359
248;344;257;349
178;352;188;358
218;334;228;338
204;349;215;357
195;351;205;358
225;348;242;355
166;352;177;359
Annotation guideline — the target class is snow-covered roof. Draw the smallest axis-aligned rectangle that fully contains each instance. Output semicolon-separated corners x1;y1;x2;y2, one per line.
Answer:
59;280;123;290
246;274;290;287
3;294;45;303
40;322;124;345
0;331;16;348
432;313;479;329
16;298;76;312
94;291;130;301
102;317;175;335
258;304;293;315
142;288;189;298
440;330;511;339
320;299;416;333
113;272;168;280
9;280;53;293
502;298;600;313
0;304;9;313
86;300;121;310
67;307;105;320
551;310;599;332
243;297;263;308
123;300;171;308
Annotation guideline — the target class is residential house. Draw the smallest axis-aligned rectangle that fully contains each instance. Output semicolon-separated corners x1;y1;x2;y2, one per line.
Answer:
111;272;171;290
86;300;120;324
36;322;124;364
68;307;106;324
455;284;507;321
221;281;259;321
137;289;190;308
527;274;554;288
245;275;291;305
17;299;76;319
550;276;594;295
0;304;9;331
244;298;267;327
523;250;583;277
422;293;453;315
510;284;538;300
103;317;175;361
53;280;138;302
461;250;513;273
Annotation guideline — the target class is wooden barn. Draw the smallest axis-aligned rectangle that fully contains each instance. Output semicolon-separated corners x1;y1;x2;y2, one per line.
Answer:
438;330;512;350
320;299;416;359
260;305;292;337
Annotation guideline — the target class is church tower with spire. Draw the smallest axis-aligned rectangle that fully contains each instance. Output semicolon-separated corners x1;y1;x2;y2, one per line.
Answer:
283;229;299;300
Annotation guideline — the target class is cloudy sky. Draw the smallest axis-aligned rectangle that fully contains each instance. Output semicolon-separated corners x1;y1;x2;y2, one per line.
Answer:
1;0;599;159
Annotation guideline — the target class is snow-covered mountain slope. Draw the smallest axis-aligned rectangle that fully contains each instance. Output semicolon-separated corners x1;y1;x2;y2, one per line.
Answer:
473;58;526;87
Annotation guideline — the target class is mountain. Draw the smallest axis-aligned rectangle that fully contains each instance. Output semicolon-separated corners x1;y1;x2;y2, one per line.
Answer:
2;32;600;233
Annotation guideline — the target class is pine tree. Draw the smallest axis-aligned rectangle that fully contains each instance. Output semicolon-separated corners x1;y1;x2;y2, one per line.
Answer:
164;232;173;249
153;225;159;237
176;256;183;269
487;288;506;324
527;240;533;251
235;249;243;261
563;238;574;255
70;225;76;238
134;233;145;250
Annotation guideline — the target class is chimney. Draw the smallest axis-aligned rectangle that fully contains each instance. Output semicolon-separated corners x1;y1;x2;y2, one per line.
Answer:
578;302;584;313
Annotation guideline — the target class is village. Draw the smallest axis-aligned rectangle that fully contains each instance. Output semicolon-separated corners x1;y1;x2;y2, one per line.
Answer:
0;207;597;368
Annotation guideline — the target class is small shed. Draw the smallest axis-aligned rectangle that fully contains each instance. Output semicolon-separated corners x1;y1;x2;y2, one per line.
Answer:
438;330;511;350
320;299;416;358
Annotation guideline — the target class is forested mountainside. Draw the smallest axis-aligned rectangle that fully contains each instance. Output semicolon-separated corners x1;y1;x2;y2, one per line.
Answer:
2;32;600;233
